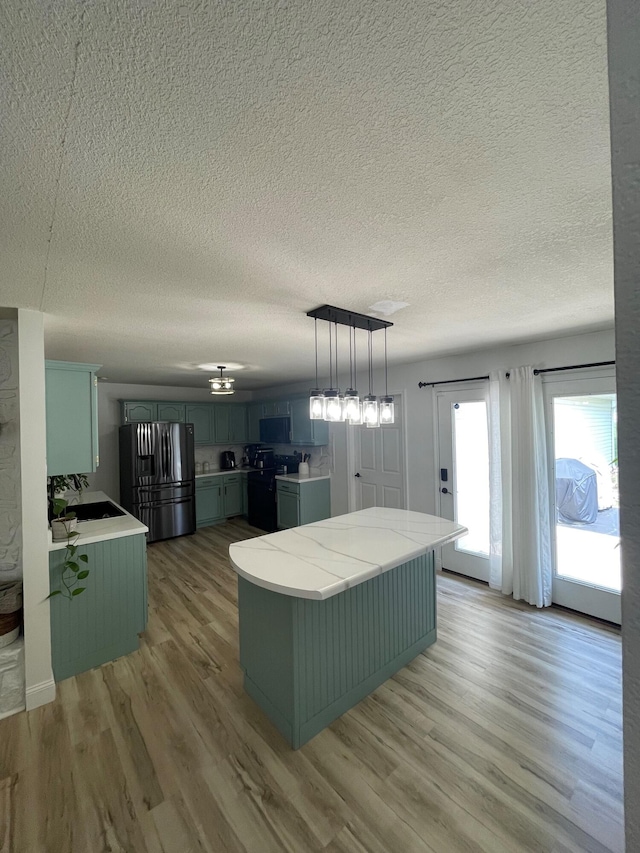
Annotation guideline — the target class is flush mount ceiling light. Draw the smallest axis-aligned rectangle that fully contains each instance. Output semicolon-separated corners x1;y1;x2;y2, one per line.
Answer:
368;300;410;317
307;305;394;429
198;361;245;372
209;366;235;395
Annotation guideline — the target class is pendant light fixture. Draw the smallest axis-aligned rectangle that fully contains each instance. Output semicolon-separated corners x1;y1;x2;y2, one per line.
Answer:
209;366;235;395
306;305;393;429
344;325;361;423
309;318;324;419
362;330;380;428
379;327;395;424
323;322;343;422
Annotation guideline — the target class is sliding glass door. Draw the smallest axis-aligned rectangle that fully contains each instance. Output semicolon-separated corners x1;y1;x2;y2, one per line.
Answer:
544;373;620;623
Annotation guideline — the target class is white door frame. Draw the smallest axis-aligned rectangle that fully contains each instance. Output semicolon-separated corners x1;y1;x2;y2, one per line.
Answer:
346;390;407;512
435;381;491;582
542;368;621;624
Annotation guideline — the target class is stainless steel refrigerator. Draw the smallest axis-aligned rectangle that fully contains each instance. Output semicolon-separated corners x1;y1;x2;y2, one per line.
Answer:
119;422;196;543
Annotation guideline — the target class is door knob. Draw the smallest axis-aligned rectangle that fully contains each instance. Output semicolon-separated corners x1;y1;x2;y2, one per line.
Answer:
441;487;450;494
354;472;361;478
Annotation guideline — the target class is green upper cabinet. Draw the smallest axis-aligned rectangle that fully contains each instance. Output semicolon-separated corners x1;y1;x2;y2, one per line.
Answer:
46;361;101;476
157;402;186;422
262;400;290;418
229;406;247;443
214;405;230;443
247;403;262;442
185;404;214;444
290;397;329;446
214;405;247;444
122;401;157;423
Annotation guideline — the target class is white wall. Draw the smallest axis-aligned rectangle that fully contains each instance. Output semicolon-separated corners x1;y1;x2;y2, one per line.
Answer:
18;309;54;710
607;0;640;847
261;328;616;519
89;382;253;500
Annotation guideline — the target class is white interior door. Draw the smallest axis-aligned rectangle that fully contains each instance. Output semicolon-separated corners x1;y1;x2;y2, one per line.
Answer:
544;372;621;624
353;394;405;510
437;386;491;582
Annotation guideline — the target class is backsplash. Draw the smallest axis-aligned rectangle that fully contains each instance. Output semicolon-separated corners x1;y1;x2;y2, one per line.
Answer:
268;444;332;476
195;444;245;470
195;443;332;476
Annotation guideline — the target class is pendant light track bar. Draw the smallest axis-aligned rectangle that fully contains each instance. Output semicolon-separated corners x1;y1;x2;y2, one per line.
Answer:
307;305;393;332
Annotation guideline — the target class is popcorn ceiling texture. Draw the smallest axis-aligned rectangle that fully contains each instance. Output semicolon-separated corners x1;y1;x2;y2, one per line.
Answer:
0;1;613;388
0;320;21;583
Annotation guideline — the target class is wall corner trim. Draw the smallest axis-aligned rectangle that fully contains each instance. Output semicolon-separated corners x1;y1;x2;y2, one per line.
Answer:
25;678;56;711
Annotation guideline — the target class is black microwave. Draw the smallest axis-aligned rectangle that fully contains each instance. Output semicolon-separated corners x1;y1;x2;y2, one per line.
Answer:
259;416;290;444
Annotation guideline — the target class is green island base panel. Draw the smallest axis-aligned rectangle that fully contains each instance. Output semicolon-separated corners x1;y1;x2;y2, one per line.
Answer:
238;551;436;749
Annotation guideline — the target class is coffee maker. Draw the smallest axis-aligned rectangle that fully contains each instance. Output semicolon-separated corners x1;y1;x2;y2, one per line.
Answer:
243;444;263;468
220;450;236;470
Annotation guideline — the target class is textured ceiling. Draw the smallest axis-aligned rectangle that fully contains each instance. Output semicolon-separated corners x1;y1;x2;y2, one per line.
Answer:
0;0;613;389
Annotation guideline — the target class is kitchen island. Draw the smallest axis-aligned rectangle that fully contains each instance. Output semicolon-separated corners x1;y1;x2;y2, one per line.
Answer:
229;507;467;748
49;491;148;681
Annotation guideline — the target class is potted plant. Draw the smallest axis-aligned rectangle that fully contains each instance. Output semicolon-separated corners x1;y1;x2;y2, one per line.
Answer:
48;497;90;600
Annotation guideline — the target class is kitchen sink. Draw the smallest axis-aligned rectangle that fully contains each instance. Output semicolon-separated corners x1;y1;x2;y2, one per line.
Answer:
70;501;126;522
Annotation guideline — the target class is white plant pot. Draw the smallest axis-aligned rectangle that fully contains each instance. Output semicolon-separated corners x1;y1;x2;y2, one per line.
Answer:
51;517;78;542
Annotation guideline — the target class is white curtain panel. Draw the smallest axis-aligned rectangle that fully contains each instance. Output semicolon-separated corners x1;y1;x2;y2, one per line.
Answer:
489;366;552;607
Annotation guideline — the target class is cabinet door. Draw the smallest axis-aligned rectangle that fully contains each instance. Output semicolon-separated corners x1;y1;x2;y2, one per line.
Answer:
242;476;248;516
289;397;313;445
223;476;243;517
186;405;213;444
46;361;101;475
262;401;276;418
214;406;230;443
247;404;262;442
277;489;300;529
157;403;185;422
229;406;247;443
196;481;223;527
275;400;290;416
123;401;157;423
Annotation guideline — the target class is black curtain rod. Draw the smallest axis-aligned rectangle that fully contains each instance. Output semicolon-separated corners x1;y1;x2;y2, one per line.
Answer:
533;360;615;375
418;360;615;388
418;375;489;388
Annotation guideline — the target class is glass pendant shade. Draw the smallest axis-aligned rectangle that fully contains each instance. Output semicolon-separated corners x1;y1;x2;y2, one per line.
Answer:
309;390;324;420
344;389;360;423
362;395;379;428
379;396;395;424
323;390;343;422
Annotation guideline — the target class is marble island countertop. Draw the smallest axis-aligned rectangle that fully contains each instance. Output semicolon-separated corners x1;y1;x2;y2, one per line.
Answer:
229;507;467;600
48;490;148;551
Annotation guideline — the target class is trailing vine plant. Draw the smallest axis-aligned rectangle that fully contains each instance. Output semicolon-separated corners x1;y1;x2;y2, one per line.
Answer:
48;498;90;600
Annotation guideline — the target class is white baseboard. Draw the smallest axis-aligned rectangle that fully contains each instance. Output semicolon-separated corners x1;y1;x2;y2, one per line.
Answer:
26;677;56;710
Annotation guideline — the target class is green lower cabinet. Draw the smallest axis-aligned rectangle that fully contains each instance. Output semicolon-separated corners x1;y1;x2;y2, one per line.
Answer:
196;478;223;527
276;489;299;529
276;478;330;529
223;475;242;517
49;533;148;682
238;551;436;749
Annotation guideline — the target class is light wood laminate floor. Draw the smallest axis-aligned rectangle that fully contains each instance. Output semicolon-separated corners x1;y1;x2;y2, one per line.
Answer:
0;519;623;852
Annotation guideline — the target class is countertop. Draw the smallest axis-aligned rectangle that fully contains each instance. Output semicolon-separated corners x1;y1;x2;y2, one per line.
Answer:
228;507;467;600
195;468;251;478
275;473;330;484
49;491;148;551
